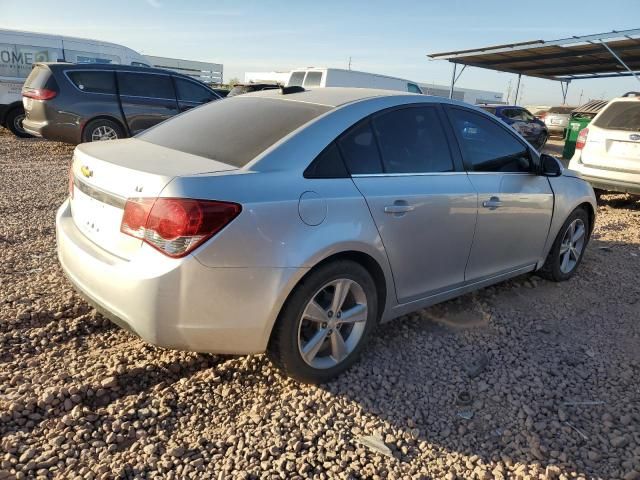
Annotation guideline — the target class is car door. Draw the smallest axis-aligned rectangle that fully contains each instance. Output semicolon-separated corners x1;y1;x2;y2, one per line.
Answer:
173;76;218;113
444;106;554;281
116;71;179;135
343;105;478;303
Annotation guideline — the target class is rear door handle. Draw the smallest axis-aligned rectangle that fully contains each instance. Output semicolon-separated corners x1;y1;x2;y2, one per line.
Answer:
482;196;503;210
384;204;415;214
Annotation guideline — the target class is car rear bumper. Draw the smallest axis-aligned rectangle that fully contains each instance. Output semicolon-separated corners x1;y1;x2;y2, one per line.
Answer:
23;117;82;144
568;155;640;195
56;199;305;354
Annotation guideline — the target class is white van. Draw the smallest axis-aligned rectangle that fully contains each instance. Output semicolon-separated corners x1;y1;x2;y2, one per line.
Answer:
286;68;424;94
0;29;149;137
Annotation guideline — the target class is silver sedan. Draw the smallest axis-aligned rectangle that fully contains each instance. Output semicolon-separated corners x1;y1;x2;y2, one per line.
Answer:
57;87;596;383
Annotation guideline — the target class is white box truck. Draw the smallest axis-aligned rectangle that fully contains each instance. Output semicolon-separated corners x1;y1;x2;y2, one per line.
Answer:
286;68;424;94
0;29;149;137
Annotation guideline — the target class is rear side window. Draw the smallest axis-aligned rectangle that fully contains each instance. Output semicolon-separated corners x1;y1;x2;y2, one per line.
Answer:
139;97;331;167
288;71;305;87
447;107;531;172
337;121;383;174
174;77;215;103
593;102;640;131
303;72;322;87
24;66;52;89
67;71;116;94
372;106;453;173
117;72;174;99
304;143;348;178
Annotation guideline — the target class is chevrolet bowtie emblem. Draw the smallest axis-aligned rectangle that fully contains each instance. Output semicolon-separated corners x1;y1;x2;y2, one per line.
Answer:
80;165;93;178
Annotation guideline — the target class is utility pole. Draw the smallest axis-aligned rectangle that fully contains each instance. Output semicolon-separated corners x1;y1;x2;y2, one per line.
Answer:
505;80;512;104
348;57;352;70
579;89;584;106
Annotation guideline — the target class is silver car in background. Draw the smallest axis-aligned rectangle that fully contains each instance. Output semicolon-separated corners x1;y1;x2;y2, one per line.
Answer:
57;88;597;383
542;106;576;136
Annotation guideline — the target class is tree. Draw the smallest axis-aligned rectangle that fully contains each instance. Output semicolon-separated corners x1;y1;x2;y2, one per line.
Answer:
227;77;241;87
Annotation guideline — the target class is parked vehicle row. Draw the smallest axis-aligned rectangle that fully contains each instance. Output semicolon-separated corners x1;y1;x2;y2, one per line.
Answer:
478;104;548;149
0;28;149;137
569;92;640;197
287;68;424;94
21;63;220;144
57;87;596;383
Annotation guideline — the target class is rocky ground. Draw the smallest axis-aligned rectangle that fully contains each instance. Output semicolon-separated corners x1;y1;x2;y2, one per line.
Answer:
0;128;639;480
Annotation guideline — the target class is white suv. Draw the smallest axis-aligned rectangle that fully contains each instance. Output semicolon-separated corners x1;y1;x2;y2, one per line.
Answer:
569;92;640;196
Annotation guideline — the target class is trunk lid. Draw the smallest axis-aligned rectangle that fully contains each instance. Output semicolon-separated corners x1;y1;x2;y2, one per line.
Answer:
70;138;236;259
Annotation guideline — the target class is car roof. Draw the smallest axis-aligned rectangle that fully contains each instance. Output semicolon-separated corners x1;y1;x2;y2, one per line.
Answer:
244;87;417;108
38;62;178;76
479;104;521;109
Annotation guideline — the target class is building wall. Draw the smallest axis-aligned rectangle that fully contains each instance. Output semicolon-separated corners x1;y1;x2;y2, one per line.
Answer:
146;55;223;84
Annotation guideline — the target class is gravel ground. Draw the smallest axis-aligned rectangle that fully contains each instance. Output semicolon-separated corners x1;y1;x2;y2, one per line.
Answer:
1;128;639;480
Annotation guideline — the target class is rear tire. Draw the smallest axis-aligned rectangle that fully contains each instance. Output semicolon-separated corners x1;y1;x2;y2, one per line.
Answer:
539;207;590;282
82;118;126;143
6;107;32;138
267;260;378;384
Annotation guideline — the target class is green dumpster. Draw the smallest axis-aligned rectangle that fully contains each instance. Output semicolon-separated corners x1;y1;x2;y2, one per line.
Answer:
562;99;609;159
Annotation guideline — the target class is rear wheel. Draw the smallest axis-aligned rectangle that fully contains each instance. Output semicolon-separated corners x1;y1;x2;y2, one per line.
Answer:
267;260;378;383
539;207;589;282
6;107;32;138
82;118;126;143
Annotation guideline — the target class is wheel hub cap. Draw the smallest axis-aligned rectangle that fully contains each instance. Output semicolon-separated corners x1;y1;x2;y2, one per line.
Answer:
559;218;586;274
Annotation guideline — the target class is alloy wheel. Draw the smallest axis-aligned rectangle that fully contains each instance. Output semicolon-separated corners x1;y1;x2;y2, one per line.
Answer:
91;126;118;141
559;218;586;274
297;278;368;369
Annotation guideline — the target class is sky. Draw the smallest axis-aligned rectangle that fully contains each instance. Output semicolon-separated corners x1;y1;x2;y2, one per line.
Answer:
2;0;639;105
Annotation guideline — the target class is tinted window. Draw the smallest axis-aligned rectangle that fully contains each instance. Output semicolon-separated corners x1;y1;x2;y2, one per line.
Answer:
479;106;497;115
67;71;116;94
175;77;214;103
288;71;305;87
337;121;383;175
448;108;531;173
118;72;174;99
304;142;348;178
139;97;330;167
304;72;323;87
372;107;453;173
593;102;640;131
407;83;422;94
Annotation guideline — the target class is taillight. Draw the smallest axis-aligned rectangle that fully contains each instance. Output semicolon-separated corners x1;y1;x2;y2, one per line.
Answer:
121;198;241;258
68;166;74;199
576;128;589;150
22;88;57;100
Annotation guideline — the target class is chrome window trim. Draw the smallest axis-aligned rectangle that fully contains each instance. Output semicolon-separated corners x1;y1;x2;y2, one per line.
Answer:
351;171;464;178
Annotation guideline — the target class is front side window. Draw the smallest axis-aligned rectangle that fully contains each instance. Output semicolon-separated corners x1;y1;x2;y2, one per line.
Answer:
174;77;214;103
337;121;383;175
372;106;453;173
117;72;174;99
303;72;323;87
67;71;116;94
288;71;305;87
447;107;532;173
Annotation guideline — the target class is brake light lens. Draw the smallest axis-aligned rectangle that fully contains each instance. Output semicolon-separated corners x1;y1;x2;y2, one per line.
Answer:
121;198;241;258
22;88;57;100
576;128;589;150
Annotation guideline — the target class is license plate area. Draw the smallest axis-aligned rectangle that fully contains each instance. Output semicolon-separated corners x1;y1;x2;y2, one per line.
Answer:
608;141;640;158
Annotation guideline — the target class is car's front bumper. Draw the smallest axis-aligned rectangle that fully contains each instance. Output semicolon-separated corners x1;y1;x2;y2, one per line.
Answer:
56;199;305;354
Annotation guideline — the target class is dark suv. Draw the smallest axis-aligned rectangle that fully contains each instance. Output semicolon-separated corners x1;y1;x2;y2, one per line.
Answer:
22;63;221;144
478;104;548;149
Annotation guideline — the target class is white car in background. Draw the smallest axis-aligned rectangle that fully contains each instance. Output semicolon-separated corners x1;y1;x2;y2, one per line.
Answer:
569;92;640;197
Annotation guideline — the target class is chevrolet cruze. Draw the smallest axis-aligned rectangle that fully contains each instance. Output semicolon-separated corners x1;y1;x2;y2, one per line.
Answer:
57;87;596;383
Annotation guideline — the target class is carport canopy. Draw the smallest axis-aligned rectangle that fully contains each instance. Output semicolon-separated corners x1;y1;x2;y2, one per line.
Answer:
428;29;640;104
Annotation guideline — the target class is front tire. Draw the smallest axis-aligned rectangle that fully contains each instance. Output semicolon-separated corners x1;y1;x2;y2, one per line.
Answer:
6;107;32;138
82;118;126;143
267;260;378;384
539;207;590;282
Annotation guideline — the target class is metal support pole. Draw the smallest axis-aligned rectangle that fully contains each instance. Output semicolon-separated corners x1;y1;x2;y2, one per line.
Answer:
449;63;457;99
514;74;521;105
601;41;640;84
560;81;570;104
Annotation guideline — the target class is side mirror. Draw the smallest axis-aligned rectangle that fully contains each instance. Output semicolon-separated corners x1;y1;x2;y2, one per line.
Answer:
540;154;563;177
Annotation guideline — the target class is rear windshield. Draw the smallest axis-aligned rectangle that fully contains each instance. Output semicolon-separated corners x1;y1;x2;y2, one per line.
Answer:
548;106;574;114
593;101;640;131
478;106;496;115
24;65;52;89
139;97;331;167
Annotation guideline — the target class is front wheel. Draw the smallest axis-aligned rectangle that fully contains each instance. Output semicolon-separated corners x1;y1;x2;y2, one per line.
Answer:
539;208;590;282
267;260;378;383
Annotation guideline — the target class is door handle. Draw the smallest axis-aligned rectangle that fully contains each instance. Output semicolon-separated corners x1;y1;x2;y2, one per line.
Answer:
482;196;503;210
384;203;415;214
